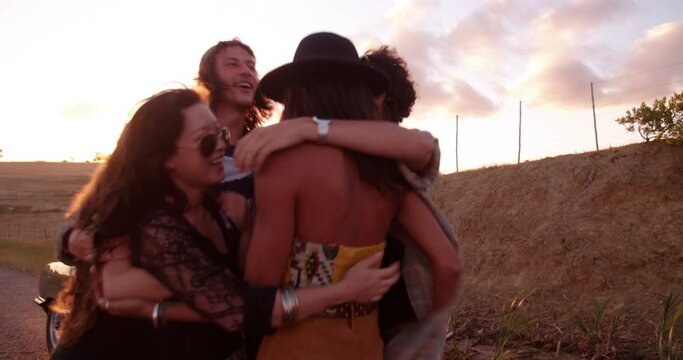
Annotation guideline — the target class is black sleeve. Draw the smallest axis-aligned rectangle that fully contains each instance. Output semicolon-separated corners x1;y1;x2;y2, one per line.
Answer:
243;286;277;336
134;213;246;332
56;219;76;265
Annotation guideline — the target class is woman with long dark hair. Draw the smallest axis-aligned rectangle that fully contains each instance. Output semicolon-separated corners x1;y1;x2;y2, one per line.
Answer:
51;88;401;360
221;44;461;358
246;32;460;359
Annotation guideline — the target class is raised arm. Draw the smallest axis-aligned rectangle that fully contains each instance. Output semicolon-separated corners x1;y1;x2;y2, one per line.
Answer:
234;117;436;174
396;191;461;307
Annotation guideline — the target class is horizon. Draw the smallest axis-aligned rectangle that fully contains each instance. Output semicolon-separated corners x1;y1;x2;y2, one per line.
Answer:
0;138;656;174
1;0;681;172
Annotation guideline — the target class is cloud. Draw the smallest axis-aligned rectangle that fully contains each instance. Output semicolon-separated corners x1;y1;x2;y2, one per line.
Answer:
529;0;635;62
60;103;103;120
518;0;634;108
385;0;437;27
627;21;683;73
379;0;499;118
450;79;498;115
443;7;512;74
409;75;496;117
520;57;602;108
364;0;674;113
597;21;683;106
539;0;634;32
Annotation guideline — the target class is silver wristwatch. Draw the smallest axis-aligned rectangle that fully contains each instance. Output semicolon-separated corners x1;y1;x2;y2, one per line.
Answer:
312;116;331;144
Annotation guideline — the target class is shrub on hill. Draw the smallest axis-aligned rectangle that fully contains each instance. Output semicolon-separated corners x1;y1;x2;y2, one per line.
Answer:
616;91;683;145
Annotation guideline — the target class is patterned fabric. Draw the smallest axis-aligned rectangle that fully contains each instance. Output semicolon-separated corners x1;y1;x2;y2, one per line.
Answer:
257;239;386;359
285;238;385;319
385;141;462;360
324;301;377;318
287;240;336;287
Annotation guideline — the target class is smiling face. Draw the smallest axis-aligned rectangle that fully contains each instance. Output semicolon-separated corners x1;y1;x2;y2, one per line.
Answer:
214;45;258;109
165;103;227;190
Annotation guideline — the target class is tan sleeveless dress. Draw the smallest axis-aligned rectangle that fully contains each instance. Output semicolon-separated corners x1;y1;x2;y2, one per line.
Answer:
256;238;386;360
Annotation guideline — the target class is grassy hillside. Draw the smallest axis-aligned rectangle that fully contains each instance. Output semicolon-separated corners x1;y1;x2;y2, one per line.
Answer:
0;142;681;357
432;141;683;358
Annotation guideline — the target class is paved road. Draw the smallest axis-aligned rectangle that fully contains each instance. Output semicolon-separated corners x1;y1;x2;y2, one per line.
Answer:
0;267;48;360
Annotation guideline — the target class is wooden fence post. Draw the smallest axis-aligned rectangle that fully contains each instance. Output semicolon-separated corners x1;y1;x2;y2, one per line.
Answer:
518;101;522;164
591;82;599;151
455;114;459;173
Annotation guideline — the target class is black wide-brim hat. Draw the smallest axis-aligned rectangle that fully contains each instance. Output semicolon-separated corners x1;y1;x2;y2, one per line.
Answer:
259;32;389;102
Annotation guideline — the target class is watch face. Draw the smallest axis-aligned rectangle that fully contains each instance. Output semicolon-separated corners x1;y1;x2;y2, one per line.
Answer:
313;117;330;142
320;121;330;132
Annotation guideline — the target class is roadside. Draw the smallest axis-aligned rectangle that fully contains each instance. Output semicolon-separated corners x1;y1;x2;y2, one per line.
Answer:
0;266;48;359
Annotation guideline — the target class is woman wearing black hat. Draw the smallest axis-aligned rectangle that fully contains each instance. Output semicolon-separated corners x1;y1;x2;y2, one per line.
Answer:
246;32;460;359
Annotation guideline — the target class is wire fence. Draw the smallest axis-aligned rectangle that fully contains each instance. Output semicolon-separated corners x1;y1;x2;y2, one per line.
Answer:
0;224;57;239
449;61;683;172
0;223;60;241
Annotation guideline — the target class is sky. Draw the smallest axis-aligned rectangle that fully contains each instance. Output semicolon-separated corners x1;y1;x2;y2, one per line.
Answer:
0;0;681;173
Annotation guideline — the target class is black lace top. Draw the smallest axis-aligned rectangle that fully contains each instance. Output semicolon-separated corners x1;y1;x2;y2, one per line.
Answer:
131;201;271;333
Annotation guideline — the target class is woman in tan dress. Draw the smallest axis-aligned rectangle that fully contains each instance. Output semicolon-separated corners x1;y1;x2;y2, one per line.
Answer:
246;32;460;360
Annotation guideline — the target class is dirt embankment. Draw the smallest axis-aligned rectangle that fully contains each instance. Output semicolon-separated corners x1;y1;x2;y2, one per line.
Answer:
430;140;683;355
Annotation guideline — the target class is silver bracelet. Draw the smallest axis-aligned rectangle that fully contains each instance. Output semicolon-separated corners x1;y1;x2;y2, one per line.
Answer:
152;301;161;328
281;286;299;326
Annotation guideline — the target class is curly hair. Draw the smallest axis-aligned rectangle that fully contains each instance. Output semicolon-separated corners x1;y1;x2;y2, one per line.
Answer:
361;46;416;123
196;39;272;134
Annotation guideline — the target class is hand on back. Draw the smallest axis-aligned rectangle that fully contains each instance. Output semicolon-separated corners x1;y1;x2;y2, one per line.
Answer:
340;253;401;303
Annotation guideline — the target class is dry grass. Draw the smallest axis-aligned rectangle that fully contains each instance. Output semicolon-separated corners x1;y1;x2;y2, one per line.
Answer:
434;141;683;359
1;142;682;358
0;237;55;275
0;162;96;274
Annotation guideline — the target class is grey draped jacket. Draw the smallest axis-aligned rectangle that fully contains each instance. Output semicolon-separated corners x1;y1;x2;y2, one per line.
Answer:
385;142;461;360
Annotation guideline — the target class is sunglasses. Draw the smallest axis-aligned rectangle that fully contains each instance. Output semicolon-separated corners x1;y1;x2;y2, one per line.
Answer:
178;127;229;157
200;127;229;157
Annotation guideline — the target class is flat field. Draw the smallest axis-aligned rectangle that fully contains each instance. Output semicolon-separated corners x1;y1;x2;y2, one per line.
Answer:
0;162;97;274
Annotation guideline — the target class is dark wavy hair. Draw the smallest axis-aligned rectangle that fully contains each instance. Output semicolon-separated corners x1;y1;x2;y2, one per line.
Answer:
196;39;272;134
362;46;416;123
56;89;201;345
281;77;407;197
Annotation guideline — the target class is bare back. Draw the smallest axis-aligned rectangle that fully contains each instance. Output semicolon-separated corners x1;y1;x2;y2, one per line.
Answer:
246;143;399;286
289;143;398;247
